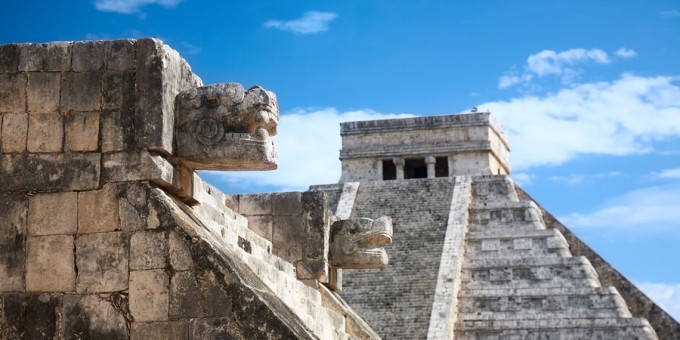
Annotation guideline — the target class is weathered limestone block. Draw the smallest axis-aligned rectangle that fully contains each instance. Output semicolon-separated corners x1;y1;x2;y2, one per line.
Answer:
129;269;169;322
147;201;162;229
27;72;60;112
175;83;278;170
18;43;46;71
0;195;27;291
247;215;273;241
105;39;136;71
135;38;200;154
78;184;120;234
28;191;77;236
130;230;167;270
45;42;72;71
191;317;241;340
195;269;233;318
329;216;393;269
240;193;272;215
26;234;76;292
0;73;26;113
1;294;60;339
76;232;129;292
103;70;135;111
118;183;149;232
0;43;19;72
102;150;177;187
101;110;135;152
169;231;194;271
72;40;106;71
131;321;189;340
119;198;145;232
27;113;63;152
0;153;101;192
273;191;303;215
169;271;202;318
273;215;304;261
62;294;128;339
224;194;239;211
1;112;28;153
65;111;100;151
300;191;332;261
61;72;102;112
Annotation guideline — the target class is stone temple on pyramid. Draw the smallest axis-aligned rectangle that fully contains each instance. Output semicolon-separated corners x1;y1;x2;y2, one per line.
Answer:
0;39;678;339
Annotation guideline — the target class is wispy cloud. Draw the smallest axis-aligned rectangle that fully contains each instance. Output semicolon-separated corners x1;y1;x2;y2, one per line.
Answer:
208;108;413;191
499;48;611;89
480;73;680;169
637;282;680;320
616;48;637;58
512;173;535;186
549;171;624;186
660;10;680;18
178;41;202;55
94;0;181;14
85;30;145;40
558;183;680;232
264;11;338;35
652;167;680;179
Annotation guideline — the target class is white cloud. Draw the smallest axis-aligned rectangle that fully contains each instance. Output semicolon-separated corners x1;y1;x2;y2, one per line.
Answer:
499;48;611;88
498;74;533;89
660;10;680;18
264;11;338;35
208;108;413;191
654;167;680;179
94;0;181;14
179;41;202;55
511;173;535;186
481;74;680;169
637;282;680;320
527;49;610;77
616;48;637;58
549;171;624;186
558;183;680;232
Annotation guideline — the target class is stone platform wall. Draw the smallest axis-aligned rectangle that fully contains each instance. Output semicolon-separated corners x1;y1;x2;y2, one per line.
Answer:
0;39;380;340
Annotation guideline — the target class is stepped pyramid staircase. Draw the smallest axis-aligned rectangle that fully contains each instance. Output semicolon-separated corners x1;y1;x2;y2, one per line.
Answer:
455;175;657;339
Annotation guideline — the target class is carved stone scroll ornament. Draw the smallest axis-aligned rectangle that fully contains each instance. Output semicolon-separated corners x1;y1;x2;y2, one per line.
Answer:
175;83;279;171
330;216;393;269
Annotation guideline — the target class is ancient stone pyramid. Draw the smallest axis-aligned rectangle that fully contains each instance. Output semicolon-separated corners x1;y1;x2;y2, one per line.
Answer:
1;38;678;339
311;113;680;339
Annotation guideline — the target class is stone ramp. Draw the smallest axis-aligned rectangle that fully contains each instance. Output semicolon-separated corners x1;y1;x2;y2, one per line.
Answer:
454;175;658;339
337;178;456;340
164;178;384;340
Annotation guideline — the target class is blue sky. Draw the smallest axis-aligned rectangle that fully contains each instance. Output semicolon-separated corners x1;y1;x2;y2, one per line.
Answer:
2;0;679;319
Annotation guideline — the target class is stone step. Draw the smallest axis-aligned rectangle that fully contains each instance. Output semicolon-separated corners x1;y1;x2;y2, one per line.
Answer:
458;286;632;320
471;175;519;203
465;228;571;258
468;201;545;231
461;256;600;289
454;317;657;340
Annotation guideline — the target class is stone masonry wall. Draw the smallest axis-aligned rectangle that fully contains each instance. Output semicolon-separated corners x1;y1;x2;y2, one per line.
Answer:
0;39;380;340
340;178;455;339
0;182;316;339
338;113;511;182
226;191;333;282
0;39;200;193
